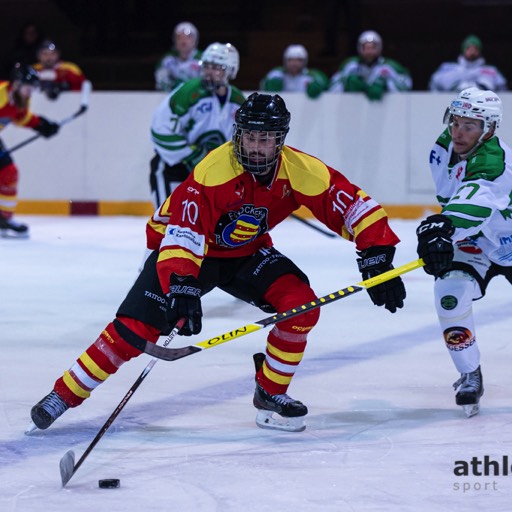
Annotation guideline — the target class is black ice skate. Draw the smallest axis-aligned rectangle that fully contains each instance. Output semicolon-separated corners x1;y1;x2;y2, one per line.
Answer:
0;217;29;239
26;391;69;434
252;353;308;432
453;366;484;418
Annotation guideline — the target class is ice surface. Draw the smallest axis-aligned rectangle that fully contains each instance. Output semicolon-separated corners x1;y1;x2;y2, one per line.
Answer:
1;215;512;511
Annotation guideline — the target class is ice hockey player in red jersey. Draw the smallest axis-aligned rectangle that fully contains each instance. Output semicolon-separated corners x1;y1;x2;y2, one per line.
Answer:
0;63;59;238
29;93;406;432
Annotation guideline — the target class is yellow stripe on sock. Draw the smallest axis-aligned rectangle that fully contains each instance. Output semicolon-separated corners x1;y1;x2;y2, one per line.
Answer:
262;363;293;386
267;344;304;363
63;371;91;399
80;352;110;381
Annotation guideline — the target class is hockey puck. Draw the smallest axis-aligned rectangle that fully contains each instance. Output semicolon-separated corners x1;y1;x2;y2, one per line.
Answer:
98;479;120;489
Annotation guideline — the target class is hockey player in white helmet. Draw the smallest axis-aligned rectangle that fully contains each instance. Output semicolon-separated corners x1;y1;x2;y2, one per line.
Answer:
149;42;245;209
260;44;329;99
154;21;202;92
416;87;512;418
329;30;412;100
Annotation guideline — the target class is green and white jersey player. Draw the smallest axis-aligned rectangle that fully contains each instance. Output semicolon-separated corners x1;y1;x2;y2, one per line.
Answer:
150;42;245;209
416;87;512;418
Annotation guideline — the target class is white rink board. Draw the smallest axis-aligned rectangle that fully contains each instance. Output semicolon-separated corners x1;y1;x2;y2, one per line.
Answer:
4;90;512;205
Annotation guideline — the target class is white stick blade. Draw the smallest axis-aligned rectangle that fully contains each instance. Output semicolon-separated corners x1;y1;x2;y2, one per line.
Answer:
60;450;76;487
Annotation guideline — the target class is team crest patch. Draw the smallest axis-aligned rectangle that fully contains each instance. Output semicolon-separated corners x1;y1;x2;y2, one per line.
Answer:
443;326;475;351
215;204;268;248
440;295;458;310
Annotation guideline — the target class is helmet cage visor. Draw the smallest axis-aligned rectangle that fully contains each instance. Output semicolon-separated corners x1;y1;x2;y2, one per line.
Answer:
233;128;288;175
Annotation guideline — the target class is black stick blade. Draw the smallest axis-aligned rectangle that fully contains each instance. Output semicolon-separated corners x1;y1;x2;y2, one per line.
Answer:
60;450;76;487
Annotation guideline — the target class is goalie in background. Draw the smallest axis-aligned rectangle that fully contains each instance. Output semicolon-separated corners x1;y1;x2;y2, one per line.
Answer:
0;63;59;238
416;87;512;418
29;92;406;434
149;42;245;210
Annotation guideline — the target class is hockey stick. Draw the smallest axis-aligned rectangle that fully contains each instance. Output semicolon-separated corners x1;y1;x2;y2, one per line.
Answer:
2;80;92;156
59;317;184;487
291;213;336;238
143;258;425;362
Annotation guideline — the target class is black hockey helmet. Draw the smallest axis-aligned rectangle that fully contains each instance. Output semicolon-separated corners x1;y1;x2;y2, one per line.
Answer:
10;62;40;86
233;93;290;175
235;92;290;132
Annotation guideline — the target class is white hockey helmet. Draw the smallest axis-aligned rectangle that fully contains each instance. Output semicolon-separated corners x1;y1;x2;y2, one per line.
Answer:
200;42;239;79
357;30;382;53
173;21;199;46
283;44;308;65
444;87;502;137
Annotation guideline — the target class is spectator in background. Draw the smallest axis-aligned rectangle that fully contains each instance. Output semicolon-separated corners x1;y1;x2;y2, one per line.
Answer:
260;44;329;100
329;30;412;101
33;40;87;100
429;35;507;92
2;22;45;78
154;21;202;92
149;42;245;209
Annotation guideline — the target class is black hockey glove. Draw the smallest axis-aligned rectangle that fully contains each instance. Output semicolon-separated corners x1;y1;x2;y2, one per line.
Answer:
416;214;455;277
166;273;202;336
41;81;71;100
357;245;406;313
35;117;60;138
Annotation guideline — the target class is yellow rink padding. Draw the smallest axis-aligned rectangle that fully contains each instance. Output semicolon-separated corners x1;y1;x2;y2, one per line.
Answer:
16;200;440;219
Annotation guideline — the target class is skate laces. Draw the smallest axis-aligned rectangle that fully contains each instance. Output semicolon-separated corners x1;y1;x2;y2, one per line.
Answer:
453;369;482;392
272;393;297;405
41;391;68;417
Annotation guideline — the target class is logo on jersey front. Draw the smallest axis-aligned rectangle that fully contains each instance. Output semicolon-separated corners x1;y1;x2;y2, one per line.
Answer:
429;149;442;166
215;204;269;248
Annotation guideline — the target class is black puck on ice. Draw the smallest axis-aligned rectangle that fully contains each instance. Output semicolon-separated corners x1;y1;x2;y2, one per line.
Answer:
98;479;120;489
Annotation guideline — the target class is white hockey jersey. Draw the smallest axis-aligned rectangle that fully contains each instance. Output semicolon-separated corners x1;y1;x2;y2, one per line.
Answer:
150;78;245;170
429;56;508;92
430;129;512;265
154;50;202;92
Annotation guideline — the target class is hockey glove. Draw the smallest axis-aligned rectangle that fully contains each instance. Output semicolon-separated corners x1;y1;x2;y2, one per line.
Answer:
166;273;202;336
416;214;455;277
365;78;386;101
35;117;60;138
344;74;367;92
357;245;406;313
306;81;324;99
41;81;68;100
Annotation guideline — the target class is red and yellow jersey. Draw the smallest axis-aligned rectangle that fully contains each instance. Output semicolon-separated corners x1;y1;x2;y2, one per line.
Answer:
33;61;85;91
0;81;40;132
147;142;400;293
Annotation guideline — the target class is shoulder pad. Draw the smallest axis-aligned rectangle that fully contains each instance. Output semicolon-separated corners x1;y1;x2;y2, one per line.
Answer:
170;78;209;116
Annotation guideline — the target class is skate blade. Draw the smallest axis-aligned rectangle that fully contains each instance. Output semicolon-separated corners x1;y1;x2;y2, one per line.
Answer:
462;403;480;418
0;230;30;239
255;410;306;432
24;421;38;435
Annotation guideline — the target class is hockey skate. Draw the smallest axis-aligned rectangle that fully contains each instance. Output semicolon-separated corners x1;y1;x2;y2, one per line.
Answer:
453;366;484;418
26;391;69;434
0;217;29;239
252;353;308;432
